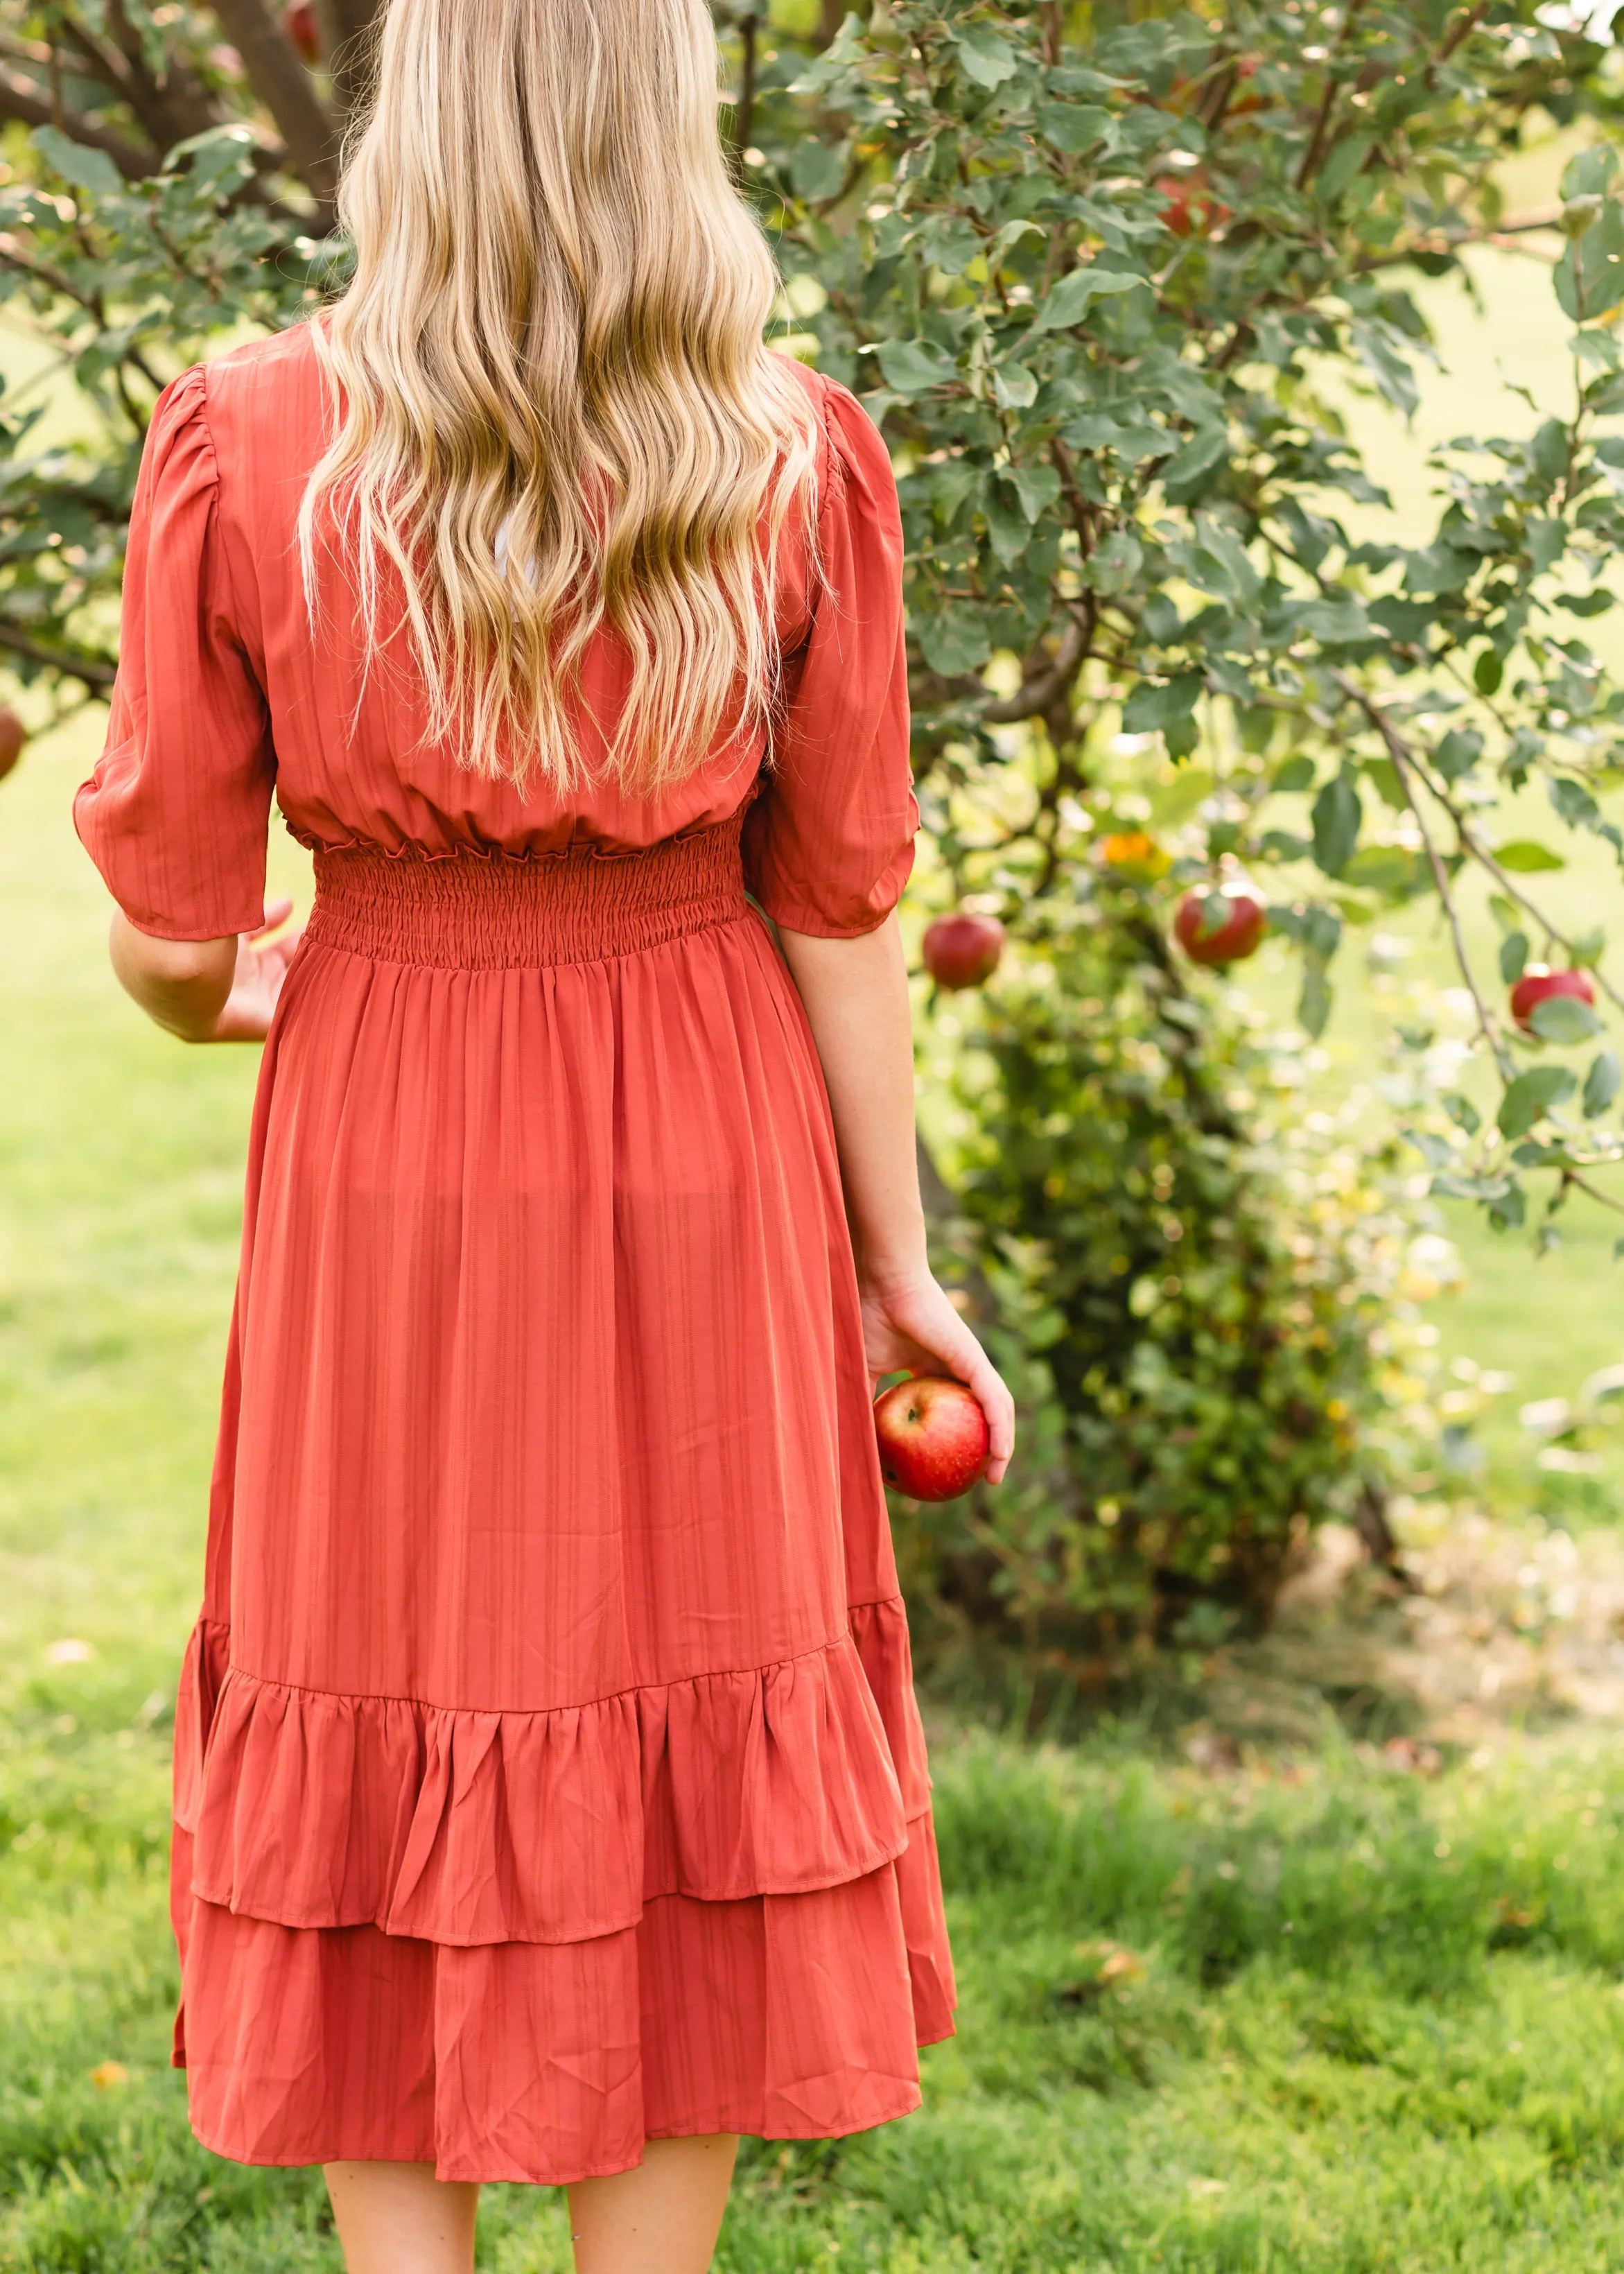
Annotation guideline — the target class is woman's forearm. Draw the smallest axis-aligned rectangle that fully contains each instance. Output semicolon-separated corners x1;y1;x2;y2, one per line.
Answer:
109;910;238;1041
777;914;928;1290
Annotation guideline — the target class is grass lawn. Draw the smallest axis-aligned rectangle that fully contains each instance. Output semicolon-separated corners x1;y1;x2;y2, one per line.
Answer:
11;718;1624;2272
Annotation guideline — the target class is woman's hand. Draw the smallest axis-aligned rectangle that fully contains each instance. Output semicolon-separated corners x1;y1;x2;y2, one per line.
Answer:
859;1267;1015;1486
110;899;302;1042
210;900;303;1040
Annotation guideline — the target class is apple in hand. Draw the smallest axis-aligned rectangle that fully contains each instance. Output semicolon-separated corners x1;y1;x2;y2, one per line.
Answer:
873;1375;990;1502
1510;962;1595;1032
1174;881;1266;968
0;707;24;785
284;1;320;62
923;910;1004;990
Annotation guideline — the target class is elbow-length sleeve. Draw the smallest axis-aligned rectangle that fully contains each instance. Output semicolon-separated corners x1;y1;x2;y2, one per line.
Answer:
743;376;917;937
74;366;275;941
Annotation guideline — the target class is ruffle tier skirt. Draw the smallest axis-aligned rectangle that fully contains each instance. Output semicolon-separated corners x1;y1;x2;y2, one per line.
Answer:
171;808;956;2183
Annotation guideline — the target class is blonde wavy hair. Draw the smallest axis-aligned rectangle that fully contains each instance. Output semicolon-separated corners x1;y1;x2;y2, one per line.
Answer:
297;0;819;792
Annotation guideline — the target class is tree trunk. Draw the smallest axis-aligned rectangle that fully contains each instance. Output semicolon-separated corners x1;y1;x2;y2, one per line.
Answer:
209;0;339;209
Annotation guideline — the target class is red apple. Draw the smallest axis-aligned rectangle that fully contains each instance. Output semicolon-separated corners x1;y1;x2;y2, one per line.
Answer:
0;707;24;785
873;1375;990;1502
1155;174;1232;238
1174;881;1266;968
1510;962;1595;1032
923;910;1004;990
284;1;320;63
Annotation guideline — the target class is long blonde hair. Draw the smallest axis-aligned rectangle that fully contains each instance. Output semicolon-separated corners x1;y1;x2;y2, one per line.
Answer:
298;0;819;792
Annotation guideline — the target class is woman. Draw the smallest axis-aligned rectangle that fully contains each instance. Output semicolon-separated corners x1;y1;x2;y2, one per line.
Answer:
75;2;1013;2269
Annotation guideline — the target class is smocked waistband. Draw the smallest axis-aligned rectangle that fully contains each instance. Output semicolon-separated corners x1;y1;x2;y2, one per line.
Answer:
304;814;750;971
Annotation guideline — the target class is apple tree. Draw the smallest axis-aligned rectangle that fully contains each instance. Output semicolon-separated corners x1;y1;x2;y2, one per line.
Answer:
1;0;1623;1660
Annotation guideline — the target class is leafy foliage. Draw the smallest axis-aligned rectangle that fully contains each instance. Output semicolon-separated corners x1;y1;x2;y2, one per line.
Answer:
741;0;1624;1245
900;874;1433;1667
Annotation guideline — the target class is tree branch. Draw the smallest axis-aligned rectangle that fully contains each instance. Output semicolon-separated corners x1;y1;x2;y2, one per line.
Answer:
0;67;156;180
980;615;1088;727
0;622;115;689
1333;672;1517;1079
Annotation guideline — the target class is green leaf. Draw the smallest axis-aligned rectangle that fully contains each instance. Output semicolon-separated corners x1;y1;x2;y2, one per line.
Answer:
1029;267;1143;338
915;608;991;679
1298;958;1333;1039
992;363;1038;410
1498;1066;1578;1140
1533;418;1571;483
30;126;121;200
1311;774;1362;878
1273;755;1316;795
954;26;1021;87
1584;1049;1622;1116
874;338;958;397
1474;648;1504;696
1528;994;1603;1044
1435;729;1483;782
1351;321;1419;419
1556;197;1624;323
1341;846;1418;894
1082;529;1142;596
1318;133;1374;202
788;141;848;202
1010;465;1062;523
1494;841;1567;874
1527;519;1567;573
1160;426;1229;501
1500;930;1530;985
1364;758;1406;811
929;462;981;530
1063;414;1172;462
1035;103;1115;156
1122;673;1203;734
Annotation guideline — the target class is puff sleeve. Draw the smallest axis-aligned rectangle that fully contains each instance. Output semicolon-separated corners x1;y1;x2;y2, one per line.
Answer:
74;367;275;941
743;378;917;937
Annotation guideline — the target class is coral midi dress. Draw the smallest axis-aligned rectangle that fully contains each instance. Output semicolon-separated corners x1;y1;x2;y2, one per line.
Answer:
74;324;956;2184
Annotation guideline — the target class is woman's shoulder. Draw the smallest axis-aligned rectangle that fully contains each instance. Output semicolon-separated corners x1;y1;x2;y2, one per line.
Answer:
179;322;327;464
776;357;894;509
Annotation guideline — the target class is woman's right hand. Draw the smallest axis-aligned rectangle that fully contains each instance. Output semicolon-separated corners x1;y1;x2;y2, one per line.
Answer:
858;1266;1015;1485
208;900;303;1041
110;898;302;1042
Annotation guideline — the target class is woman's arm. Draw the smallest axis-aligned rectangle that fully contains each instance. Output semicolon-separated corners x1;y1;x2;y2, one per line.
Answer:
778;912;1015;1484
109;899;301;1042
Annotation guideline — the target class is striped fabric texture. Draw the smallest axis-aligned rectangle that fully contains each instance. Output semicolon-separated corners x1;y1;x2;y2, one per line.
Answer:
74;327;955;2182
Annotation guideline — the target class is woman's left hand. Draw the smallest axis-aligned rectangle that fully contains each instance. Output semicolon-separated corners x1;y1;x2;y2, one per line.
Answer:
859;1267;1015;1485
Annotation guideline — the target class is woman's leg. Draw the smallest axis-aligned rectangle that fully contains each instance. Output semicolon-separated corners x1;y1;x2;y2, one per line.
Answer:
568;2135;740;2274
324;2161;480;2274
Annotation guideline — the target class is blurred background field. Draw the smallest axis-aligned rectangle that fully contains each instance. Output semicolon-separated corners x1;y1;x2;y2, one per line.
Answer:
12;187;1624;2264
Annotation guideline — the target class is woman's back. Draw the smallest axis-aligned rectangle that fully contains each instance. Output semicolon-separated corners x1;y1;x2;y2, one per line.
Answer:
82;322;911;926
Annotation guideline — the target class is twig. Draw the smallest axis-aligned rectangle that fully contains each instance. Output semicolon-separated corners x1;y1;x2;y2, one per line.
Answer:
982;612;1088;725
0;622;115;689
1332;671;1517;1078
0;68;155;181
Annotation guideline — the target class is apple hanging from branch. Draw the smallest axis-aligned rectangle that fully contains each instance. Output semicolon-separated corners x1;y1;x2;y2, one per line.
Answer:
1510;962;1597;1035
922;910;1005;990
0;708;26;786
1173;880;1266;969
